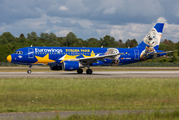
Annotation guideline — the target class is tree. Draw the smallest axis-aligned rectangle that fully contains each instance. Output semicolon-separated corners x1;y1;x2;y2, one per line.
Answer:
77;38;84;47
57;37;64;46
176;42;179;56
0;35;8;45
64;32;77;47
171;50;178;62
125;39;138;48
162;39;176;56
159;42;168;51
117;39;125;48
131;39;138;47
87;38;100;47
27;31;38;41
2;32;15;43
40;33;49;40
100;35;115;47
47;33;60;46
19;33;25;38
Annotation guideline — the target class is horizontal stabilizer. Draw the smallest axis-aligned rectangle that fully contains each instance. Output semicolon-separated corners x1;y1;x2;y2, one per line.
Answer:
148;51;173;59
148;51;173;56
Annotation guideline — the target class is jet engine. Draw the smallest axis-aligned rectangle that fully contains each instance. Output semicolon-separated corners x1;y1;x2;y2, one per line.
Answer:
62;61;83;71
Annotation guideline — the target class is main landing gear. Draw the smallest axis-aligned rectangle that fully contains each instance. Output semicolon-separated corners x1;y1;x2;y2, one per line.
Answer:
77;68;83;74
77;67;93;74
27;65;32;74
86;69;92;74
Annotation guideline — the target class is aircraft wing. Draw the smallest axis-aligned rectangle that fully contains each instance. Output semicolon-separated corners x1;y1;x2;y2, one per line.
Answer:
76;53;123;65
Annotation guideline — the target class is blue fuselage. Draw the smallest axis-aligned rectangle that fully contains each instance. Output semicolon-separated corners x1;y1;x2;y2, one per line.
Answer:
8;46;165;67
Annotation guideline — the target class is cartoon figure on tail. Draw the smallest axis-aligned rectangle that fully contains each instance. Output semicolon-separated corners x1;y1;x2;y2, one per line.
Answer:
140;23;163;59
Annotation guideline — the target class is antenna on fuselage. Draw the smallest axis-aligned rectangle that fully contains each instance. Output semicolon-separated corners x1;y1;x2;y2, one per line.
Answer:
30;45;33;47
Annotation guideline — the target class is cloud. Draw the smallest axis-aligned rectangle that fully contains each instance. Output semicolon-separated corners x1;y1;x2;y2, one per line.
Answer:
59;6;68;11
45;29;51;33
156;17;167;23
0;0;179;43
0;0;42;24
76;19;93;28
103;7;116;15
0;27;5;32
56;30;71;37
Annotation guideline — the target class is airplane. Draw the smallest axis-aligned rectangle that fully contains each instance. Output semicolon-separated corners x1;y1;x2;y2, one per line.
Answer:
6;23;171;74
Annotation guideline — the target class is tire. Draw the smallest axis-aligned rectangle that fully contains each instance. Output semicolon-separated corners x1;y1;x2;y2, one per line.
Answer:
77;69;83;74
86;69;92;74
27;70;31;74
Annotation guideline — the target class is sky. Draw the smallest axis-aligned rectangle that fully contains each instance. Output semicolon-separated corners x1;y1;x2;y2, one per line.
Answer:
0;0;179;43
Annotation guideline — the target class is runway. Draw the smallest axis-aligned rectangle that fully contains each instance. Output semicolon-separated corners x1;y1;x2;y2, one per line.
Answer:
0;71;179;78
0;110;173;120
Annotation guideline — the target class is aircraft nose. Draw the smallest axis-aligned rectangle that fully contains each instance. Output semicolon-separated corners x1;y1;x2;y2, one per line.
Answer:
7;55;12;62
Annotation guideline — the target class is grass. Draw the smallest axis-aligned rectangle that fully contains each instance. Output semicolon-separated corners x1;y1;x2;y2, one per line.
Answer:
66;111;179;120
0;78;179;113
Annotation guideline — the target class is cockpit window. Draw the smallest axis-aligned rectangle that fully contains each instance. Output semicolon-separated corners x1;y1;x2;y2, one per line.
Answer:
14;51;23;54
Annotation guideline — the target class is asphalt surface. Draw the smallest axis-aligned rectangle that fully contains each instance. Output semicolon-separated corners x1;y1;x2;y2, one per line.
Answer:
0;110;174;120
0;71;179;78
1;66;179;70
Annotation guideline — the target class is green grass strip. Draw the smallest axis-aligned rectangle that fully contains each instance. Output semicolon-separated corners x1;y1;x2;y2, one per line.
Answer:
0;78;179;113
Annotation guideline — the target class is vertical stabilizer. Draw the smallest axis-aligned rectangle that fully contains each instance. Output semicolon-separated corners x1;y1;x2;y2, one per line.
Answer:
137;23;164;50
136;23;164;60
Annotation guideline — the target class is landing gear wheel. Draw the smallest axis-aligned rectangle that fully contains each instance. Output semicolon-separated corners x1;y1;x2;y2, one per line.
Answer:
27;70;31;74
86;69;92;74
77;69;83;74
27;64;32;74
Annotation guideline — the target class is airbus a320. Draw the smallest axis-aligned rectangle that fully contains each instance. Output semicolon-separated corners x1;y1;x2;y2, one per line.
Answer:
7;23;171;74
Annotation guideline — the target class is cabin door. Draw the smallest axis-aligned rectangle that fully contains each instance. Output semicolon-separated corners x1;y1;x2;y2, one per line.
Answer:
28;48;34;58
134;50;139;60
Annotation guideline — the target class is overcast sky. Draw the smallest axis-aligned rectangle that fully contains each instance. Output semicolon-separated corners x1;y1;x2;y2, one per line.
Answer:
0;0;179;43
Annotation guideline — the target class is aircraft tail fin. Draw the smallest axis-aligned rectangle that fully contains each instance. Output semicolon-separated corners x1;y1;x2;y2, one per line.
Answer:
136;23;164;50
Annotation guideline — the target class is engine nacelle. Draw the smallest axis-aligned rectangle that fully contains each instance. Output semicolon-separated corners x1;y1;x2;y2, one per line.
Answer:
62;61;82;71
90;60;104;66
50;65;62;71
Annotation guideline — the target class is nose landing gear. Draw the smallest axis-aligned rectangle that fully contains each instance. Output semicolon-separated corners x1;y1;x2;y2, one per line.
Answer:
27;65;32;74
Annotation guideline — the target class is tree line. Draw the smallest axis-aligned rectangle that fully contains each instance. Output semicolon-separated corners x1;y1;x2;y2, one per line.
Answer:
0;31;178;62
